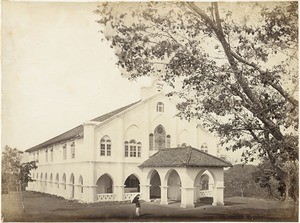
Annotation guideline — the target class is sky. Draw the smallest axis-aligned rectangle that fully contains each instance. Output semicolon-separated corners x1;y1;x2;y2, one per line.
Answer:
2;1;153;151
1;1;264;164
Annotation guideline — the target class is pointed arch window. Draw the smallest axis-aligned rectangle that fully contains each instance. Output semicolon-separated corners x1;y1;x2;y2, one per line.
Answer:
149;133;154;151
156;102;164;112
79;176;84;193
100;136;111;156
154;124;166;150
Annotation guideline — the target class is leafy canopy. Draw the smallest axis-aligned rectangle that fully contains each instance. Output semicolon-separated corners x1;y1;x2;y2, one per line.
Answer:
95;2;298;180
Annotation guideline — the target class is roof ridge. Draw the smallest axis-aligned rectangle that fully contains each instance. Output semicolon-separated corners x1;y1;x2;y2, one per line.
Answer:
26;100;141;152
185;147;193;165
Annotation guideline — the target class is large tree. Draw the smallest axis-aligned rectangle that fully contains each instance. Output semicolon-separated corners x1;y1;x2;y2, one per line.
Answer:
95;2;298;198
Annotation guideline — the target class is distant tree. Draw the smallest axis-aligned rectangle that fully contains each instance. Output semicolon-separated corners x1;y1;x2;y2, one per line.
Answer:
2;146;37;193
95;2;298;199
224;164;269;198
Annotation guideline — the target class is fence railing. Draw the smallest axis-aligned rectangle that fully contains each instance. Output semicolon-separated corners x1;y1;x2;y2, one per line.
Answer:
124;192;139;201
96;193;116;201
199;190;213;198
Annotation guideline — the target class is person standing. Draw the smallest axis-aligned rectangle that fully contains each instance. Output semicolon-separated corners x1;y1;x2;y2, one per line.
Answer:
133;194;141;217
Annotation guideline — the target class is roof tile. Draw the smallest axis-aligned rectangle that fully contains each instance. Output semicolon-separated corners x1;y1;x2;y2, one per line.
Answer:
139;146;232;168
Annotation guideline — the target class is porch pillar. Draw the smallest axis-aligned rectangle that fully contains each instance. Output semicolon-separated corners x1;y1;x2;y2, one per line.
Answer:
83;185;97;203
140;184;151;202
160;186;169;205
212;185;225;206
194;186;201;202
180;187;195;208
114;185;125;201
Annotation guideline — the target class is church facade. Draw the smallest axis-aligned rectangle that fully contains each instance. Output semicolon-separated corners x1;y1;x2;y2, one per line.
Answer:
26;81;231;208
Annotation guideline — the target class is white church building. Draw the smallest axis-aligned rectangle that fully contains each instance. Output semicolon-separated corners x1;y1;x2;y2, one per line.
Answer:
26;80;231;208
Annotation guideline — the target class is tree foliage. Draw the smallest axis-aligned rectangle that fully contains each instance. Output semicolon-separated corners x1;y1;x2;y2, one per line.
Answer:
2;145;37;193
95;2;298;198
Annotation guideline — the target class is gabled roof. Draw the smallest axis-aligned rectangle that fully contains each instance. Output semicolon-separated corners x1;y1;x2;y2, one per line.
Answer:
139;146;232;168
26;100;141;152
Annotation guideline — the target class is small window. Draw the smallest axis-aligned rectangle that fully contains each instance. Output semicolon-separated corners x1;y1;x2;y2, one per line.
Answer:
166;135;171;148
63;144;67;160
71;142;75;159
201;143;208;152
45;149;48;162
156;102;164;112
50;148;53;161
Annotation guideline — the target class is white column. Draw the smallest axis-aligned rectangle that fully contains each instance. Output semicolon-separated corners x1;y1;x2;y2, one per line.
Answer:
114;185;125;201
160;186;169;205
212;185;225;206
83;185;97;203
180;187;195;208
140;184;151;202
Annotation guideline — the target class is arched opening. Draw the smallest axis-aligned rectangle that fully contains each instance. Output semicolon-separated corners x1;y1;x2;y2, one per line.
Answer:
124;174;140;193
62;173;66;190
40;173;43;191
96;174;114;194
50;173;53;187
45;173;48;187
78;176;83;193
56;173;59;188
149;170;161;199
167;170;181;201
70;174;75;198
194;170;215;204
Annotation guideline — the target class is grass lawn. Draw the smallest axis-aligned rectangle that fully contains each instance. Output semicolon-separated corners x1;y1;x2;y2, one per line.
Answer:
2;191;298;222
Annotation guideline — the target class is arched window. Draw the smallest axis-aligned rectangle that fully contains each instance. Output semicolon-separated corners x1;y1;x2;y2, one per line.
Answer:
154;125;166;150
125;140;141;157
166;135;171;148
156;102;164;112
79;176;84;193
149;133;154;151
100;136;111;156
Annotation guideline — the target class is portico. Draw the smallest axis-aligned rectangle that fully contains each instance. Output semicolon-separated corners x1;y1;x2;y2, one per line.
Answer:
139;147;232;208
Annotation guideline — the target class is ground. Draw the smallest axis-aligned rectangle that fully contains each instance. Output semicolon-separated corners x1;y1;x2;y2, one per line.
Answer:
2;191;298;222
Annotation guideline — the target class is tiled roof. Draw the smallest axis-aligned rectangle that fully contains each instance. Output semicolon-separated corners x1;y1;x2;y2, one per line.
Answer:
26;100;141;152
139;146;232;168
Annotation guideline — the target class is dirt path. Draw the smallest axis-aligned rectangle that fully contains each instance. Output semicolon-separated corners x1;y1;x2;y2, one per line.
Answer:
1;191;297;222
